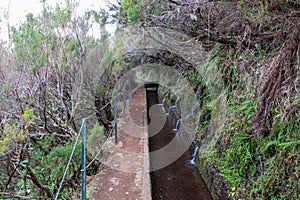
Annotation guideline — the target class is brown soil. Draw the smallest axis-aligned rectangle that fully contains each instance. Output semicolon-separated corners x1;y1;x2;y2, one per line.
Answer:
88;87;149;200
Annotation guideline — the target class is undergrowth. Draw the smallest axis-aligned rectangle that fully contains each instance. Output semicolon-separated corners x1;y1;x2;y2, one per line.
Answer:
197;39;299;199
200;93;300;199
218;97;299;199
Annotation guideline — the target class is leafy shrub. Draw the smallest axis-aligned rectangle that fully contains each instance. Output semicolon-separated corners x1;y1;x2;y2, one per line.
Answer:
30;137;81;198
121;0;144;24
87;122;106;157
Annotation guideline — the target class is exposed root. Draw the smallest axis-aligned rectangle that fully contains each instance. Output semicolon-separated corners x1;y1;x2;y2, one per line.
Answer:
253;25;300;138
284;103;300;122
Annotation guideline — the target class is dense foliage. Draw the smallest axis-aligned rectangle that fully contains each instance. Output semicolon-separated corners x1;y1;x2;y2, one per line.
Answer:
0;1;109;198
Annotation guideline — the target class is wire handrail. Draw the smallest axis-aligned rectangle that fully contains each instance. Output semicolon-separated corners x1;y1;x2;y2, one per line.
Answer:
54;124;83;200
84;128;114;170
86;100;113;120
53;84;130;199
54;96;119;199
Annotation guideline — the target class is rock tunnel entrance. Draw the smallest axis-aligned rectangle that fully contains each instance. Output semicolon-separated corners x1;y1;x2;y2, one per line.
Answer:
145;83;212;200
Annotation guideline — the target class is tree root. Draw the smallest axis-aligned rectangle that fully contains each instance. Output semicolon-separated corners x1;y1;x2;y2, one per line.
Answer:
253;25;300;138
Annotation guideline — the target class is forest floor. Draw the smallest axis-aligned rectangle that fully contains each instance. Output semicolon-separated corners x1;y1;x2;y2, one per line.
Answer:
87;87;151;200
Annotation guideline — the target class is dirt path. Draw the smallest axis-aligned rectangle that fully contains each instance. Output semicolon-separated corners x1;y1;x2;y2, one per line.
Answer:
88;87;151;200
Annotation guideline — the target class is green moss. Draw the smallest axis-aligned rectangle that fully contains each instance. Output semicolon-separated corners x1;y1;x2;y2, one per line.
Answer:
202;98;300;199
97;84;106;93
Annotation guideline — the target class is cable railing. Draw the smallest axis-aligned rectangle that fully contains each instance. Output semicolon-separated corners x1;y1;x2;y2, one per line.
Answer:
54;82;131;200
54;125;82;200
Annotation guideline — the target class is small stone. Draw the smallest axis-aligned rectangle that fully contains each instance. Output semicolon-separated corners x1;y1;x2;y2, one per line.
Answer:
125;192;129;195
117;141;123;147
109;187;113;192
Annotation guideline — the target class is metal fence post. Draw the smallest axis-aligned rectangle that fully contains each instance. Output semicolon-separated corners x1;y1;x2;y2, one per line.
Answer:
114;96;117;144
81;118;86;200
128;81;131;95
123;87;126;119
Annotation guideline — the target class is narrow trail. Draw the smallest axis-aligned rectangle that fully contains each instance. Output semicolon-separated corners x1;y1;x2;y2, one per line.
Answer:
88;86;212;200
146;89;212;200
88;87;150;200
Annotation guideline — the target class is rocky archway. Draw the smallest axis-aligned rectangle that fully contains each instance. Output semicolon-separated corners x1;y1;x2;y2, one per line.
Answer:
83;27;225;154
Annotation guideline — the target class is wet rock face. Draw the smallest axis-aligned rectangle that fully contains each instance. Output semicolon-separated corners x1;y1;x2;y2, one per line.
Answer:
156;88;229;200
198;158;230;200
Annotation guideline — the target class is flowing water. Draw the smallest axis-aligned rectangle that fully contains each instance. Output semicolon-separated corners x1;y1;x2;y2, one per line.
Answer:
146;89;212;200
